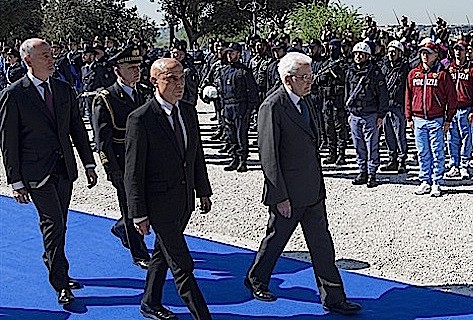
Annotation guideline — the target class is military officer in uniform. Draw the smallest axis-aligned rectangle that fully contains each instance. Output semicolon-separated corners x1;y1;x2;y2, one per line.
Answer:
92;45;153;269
171;40;199;107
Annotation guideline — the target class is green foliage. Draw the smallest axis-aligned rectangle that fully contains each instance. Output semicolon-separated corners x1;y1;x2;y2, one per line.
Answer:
41;0;157;43
0;0;43;42
289;0;363;42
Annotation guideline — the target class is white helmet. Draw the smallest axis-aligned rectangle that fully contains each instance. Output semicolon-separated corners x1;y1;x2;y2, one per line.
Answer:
388;40;405;53
352;42;371;55
203;86;218;100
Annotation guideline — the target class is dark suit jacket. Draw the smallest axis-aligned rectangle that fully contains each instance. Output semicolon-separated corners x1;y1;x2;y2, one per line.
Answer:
124;97;212;224
0;75;95;188
257;86;326;208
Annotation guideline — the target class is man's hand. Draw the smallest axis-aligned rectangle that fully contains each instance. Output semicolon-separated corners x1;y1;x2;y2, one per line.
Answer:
376;118;383;129
199;197;212;214
443;121;451;134
407;121;414;130
468;113;473;124
276;199;292;219
86;168;98;189
13;187;30;204
135;219;151;236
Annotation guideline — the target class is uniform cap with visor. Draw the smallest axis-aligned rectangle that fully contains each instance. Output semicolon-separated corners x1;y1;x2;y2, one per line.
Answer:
352;42;371;55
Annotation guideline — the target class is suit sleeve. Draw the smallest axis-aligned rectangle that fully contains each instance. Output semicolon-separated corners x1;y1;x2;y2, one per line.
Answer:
94;95;121;176
190;109;212;198
258;99;288;205
68;85;95;167
124;112;148;219
0;90;22;184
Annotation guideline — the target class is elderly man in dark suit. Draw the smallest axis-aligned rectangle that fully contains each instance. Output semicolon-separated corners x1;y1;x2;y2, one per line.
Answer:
245;52;361;316
125;58;213;320
0;38;98;305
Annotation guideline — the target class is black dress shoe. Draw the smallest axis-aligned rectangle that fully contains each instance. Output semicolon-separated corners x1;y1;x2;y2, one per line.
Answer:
134;258;150;269
244;278;277;302
68;278;82;289
57;288;75;305
111;226;129;249
367;174;377;188
380;161;398;172
140;303;177;320
323;300;362;315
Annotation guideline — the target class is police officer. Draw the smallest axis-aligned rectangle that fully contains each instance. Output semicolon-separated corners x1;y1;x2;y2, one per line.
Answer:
92;45;153;268
266;38;287;95
345;42;389;187
220;43;259;172
5;48;25;85
200;41;227;141
55;38;82;91
171;40;199;107
94;43;117;88
316;39;347;165
380;40;410;173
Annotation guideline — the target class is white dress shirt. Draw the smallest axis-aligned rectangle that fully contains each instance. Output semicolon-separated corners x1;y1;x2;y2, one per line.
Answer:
283;84;302;113
117;79;136;102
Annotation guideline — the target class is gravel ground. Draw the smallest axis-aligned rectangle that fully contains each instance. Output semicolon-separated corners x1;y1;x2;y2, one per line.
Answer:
1;100;472;296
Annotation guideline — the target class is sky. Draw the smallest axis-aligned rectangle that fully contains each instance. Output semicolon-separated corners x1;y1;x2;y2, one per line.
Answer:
127;0;473;26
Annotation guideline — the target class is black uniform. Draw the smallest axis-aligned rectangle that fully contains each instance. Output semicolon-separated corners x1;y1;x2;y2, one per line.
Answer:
55;51;82;91
93;82;153;266
316;57;347;163
219;61;259;170
380;57;410;169
6;62;25;85
266;59;281;94
182;59;199;107
200;59;226;137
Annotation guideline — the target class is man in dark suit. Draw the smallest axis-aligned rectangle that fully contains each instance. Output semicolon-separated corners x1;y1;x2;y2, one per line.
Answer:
93;45;153;269
125;58;213;320
0;38;98;305
245;52;361;316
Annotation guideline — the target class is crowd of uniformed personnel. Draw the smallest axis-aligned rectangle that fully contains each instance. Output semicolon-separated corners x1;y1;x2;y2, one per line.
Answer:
0;16;473;263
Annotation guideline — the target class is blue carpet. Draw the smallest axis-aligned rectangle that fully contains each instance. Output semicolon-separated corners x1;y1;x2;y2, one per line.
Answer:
0;195;472;320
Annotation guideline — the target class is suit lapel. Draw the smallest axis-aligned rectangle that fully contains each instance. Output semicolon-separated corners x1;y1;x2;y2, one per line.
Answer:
21;76;57;128
281;88;315;138
150;98;183;158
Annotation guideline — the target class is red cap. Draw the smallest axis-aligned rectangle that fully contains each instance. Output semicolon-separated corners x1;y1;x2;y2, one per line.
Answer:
419;41;438;54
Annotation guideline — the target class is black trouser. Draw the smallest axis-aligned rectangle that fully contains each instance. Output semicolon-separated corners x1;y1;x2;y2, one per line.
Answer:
247;200;346;306
383;106;408;164
311;94;327;149
112;178;150;261
143;212;212;320
322;97;347;156
223;104;251;160
29;162;73;292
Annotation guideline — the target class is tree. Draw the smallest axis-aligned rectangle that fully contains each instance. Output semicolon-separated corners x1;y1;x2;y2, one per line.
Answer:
289;1;363;42
41;0;157;43
0;0;43;43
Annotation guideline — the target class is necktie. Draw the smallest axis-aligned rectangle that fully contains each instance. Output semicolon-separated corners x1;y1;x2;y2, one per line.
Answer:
298;99;311;128
39;82;55;118
171;106;185;157
131;88;138;103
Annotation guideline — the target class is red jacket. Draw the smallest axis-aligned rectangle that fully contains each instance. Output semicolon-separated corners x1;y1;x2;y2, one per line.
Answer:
449;60;473;108
405;63;457;122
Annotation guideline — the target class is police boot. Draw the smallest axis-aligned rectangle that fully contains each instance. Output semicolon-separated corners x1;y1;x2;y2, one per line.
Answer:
224;156;240;171
352;172;368;185
323;153;337;164
237;157;248;173
367;174;378;188
397;162;407;174
380;161;398;172
335;154;347;166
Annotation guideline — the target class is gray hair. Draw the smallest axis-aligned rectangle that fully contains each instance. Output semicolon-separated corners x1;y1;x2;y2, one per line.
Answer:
19;38;47;60
277;52;312;82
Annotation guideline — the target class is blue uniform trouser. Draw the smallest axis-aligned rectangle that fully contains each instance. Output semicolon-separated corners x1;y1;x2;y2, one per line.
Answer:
413;116;445;184
383;106;408;164
447;106;472;168
350;113;380;174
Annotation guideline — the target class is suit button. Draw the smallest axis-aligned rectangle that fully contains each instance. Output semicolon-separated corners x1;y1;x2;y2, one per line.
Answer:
183;162;187;168
181;180;186;185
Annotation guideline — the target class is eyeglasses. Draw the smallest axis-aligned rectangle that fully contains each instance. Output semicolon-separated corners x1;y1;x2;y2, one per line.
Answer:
291;73;314;82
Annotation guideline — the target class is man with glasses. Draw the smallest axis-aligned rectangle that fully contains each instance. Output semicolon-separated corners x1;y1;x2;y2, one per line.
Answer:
345;42;389;188
246;52;361;316
405;39;457;197
125;58;213;320
445;40;473;180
